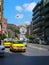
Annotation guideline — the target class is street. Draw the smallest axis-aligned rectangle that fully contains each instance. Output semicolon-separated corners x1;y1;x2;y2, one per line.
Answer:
0;0;49;65
0;43;49;65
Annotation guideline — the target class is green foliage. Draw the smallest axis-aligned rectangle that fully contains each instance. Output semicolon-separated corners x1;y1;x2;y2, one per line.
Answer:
8;24;20;33
15;29;20;38
2;34;7;39
28;35;35;40
8;31;11;38
8;24;20;38
14;29;20;34
15;34;18;38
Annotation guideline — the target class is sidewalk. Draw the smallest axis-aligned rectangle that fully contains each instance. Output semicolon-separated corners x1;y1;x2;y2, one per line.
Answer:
28;43;49;50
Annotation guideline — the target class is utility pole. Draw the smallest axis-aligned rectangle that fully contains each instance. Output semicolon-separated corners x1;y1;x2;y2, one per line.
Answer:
0;0;3;45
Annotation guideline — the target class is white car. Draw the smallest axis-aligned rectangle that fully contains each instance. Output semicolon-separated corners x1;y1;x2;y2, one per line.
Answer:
22;40;27;47
23;42;27;47
0;46;5;56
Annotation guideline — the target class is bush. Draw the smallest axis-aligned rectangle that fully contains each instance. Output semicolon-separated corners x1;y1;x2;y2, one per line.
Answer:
28;35;35;40
2;34;7;39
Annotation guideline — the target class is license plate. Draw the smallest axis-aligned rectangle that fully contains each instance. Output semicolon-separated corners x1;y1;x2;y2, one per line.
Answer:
18;47;21;49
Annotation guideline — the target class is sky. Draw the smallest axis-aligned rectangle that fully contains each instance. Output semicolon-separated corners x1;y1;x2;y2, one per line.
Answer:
4;0;39;26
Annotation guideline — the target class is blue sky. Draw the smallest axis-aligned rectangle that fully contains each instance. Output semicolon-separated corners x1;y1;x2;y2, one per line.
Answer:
4;0;39;26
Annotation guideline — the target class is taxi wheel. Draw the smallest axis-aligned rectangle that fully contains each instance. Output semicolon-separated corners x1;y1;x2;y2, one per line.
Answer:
23;50;26;52
10;49;12;51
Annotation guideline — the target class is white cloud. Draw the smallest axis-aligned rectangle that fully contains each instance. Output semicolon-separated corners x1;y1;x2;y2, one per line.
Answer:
24;21;30;25
16;6;23;12
15;2;36;12
15;14;24;19
23;2;36;12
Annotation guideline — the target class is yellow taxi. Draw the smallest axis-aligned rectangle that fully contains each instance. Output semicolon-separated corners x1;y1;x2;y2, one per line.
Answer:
10;41;26;52
3;40;11;48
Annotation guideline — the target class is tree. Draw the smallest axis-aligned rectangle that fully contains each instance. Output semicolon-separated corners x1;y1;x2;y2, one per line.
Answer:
28;35;35;40
14;29;20;38
8;31;11;38
14;29;20;34
2;34;7;39
15;34;18;38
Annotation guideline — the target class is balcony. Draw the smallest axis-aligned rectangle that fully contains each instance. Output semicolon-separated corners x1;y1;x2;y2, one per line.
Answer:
33;25;38;30
33;16;41;25
33;7;40;16
45;7;49;13
45;14;49;19
33;22;44;30
33;28;40;32
33;11;40;18
44;0;49;5
33;14;41;21
41;7;49;15
38;23;44;27
33;27;41;34
45;21;49;27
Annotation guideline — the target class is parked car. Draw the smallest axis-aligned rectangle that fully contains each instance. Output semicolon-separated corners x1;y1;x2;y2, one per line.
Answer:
32;38;40;44
21;40;28;47
39;39;45;44
28;40;33;43
0;45;5;56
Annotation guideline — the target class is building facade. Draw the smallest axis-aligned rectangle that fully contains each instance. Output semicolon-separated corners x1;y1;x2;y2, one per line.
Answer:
32;0;49;44
19;24;27;40
26;22;33;37
0;0;3;34
8;29;15;38
2;18;8;35
26;25;31;37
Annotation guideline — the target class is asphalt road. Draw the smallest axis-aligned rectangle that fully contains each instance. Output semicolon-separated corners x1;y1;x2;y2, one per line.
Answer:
0;44;49;65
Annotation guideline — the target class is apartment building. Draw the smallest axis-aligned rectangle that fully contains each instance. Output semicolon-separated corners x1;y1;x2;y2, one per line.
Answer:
2;18;7;34
0;0;3;33
32;0;49;44
26;22;33;37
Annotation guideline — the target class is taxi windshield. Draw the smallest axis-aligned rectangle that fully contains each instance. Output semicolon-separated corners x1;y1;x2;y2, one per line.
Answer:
13;41;23;44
